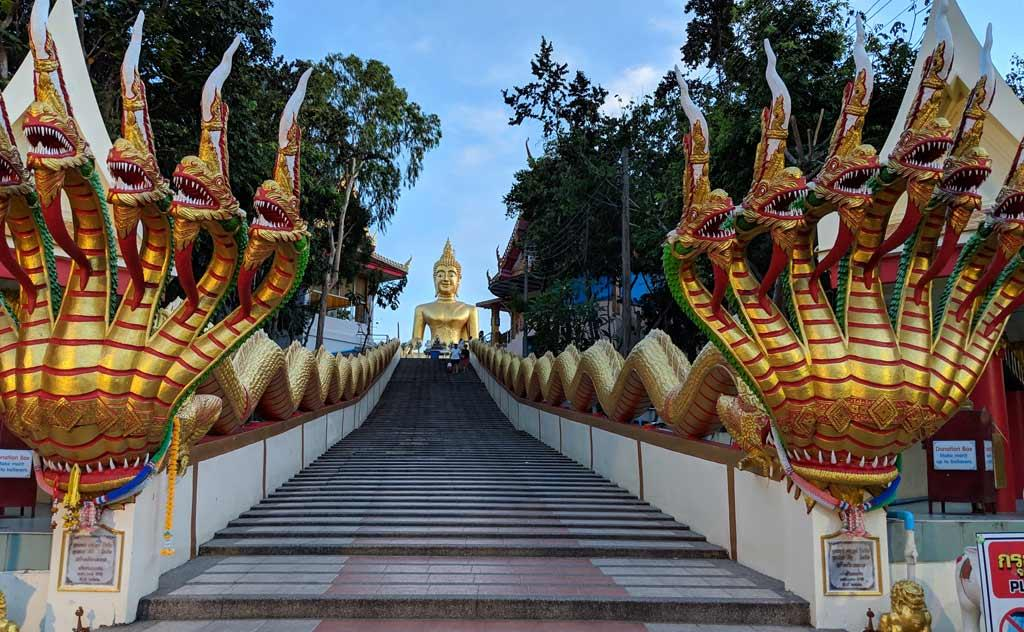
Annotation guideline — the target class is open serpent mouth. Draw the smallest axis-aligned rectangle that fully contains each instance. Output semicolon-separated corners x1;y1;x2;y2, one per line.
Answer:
900;139;952;172
173;174;215;208
695;209;733;240
25;124;73;158
0;155;19;185
252;198;293;231
833;166;880;196
39;452;152;486
109;160;153;193
760;188;807;219
941;166;991;197
786;447;899;481
995;193;1024;220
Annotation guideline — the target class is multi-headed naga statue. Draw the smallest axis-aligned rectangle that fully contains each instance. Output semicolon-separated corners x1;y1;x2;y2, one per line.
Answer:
666;5;1016;522
476;6;1019;530
0;3;398;512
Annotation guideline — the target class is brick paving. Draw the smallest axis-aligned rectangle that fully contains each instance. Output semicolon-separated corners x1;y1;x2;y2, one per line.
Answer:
129;359;815;628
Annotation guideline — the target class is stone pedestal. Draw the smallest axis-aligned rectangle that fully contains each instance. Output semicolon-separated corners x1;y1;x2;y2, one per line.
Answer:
45;467;191;631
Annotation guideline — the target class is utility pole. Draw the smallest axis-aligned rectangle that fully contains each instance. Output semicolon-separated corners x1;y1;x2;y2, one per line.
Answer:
620;146;633;355
522;241;529;357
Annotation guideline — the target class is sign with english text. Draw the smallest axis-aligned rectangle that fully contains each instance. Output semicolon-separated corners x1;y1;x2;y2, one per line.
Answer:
0;449;33;478
932;440;978;471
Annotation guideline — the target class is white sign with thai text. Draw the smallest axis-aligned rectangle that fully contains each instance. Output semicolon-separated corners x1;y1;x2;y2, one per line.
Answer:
0;449;32;478
822;533;881;595
61;531;121;590
933;440;978;471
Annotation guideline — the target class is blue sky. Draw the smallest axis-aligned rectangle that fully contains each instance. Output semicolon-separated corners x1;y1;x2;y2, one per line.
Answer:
269;0;1022;343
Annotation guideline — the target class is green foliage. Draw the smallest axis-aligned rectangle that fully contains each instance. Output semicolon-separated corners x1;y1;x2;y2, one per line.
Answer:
309;53;441;230
524;279;607;355
1;0;439;341
503;0;922;356
1006;54;1024;99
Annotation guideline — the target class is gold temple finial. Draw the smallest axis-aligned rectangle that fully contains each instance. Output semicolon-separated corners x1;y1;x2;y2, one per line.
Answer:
434;239;461;275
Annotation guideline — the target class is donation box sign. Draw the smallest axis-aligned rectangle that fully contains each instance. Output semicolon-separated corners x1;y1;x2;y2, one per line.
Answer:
976;532;1024;632
0;449;32;478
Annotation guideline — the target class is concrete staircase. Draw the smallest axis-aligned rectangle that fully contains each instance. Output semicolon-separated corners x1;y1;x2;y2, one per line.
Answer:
124;359;817;630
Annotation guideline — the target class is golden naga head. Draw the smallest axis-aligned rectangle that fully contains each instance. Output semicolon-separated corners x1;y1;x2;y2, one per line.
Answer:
107;12;172;310
0;95;33;200
888;0;955;196
667;67;734;270
171;36;244;310
990;138;1024;254
249;68;312;247
935;25;995;219
107;12;170;216
239;69;314;317
810;17;880;224
23;0;93;285
434;239;462;299
22;0;91;184
739;41;807;239
170;36;243;230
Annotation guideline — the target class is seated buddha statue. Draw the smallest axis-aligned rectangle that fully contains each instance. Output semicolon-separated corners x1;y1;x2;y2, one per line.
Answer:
411;240;479;347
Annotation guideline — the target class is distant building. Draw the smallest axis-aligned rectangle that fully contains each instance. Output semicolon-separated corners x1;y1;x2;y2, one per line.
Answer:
307;244;410;354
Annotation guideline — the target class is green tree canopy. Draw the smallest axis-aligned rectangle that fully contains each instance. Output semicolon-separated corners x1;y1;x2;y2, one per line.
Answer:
308;52;442;347
1;0;438;343
503;0;923;355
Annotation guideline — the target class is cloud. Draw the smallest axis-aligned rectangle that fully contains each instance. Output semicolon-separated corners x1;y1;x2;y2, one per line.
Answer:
649;16;682;33
412;36;433;53
457;145;492;168
601;65;661;115
450;105;509;139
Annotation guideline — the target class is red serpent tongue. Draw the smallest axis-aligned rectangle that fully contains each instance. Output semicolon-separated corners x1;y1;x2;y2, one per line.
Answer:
175;241;198;313
914;219;959;303
711;264;728;315
236;265;257;319
956;249;1007;321
810;222;854;302
40;193;91;289
757;243;787;310
865;198;921;286
0;221;35;313
118;229;146;309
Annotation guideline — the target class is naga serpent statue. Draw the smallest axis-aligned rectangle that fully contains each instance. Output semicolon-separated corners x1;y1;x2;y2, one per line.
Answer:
0;4;398;512
476;6;1020;526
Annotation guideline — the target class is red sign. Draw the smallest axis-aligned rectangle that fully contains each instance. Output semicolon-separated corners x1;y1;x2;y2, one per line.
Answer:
989;541;1024;599
979;533;1024;632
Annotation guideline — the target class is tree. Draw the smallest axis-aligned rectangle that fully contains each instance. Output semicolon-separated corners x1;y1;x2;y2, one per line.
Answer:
308;53;441;348
503;0;923;356
524;280;606;355
1;0;430;343
1005;54;1024;99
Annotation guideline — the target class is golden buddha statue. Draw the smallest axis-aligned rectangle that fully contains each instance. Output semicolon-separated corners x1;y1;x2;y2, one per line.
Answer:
411;240;479;347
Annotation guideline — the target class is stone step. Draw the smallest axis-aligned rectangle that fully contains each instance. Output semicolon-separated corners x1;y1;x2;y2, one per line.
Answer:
135;359;808;627
199;537;725;558
111;620;830;631
260;497;651;507
228;517;685;529
213;525;704;541
246;502;662;513
136;555;807;626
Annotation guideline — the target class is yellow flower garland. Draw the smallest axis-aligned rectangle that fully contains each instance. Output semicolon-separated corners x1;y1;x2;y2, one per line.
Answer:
160;417;180;557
